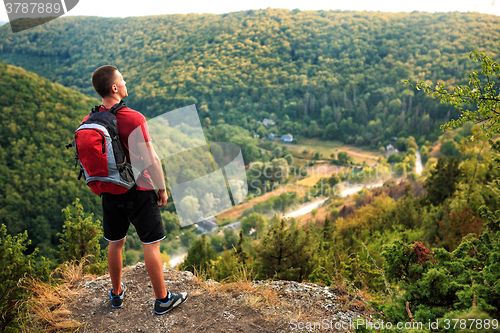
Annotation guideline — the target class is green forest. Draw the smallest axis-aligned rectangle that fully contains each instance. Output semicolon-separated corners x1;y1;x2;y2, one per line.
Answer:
0;62;102;255
1;10;500;148
1;8;500;332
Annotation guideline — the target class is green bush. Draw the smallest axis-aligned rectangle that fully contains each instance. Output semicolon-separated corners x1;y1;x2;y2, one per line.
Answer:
0;224;50;332
123;250;139;266
179;234;217;274
242;192;299;216
54;198;107;275
382;231;500;325
387;153;404;164
180;230;198;248
256;217;315;281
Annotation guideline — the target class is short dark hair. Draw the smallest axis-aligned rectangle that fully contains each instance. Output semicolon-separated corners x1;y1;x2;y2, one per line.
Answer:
92;65;119;98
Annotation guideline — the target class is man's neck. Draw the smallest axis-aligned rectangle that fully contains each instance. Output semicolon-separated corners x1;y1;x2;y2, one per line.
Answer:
101;96;122;109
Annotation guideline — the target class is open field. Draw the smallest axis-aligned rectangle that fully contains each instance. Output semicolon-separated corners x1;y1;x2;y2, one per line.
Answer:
277;138;382;166
217;186;308;221
222;140;384;222
296;164;352;186
296;174;324;186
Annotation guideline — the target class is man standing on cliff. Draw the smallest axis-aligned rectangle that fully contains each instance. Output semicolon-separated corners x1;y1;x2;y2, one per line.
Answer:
87;65;188;314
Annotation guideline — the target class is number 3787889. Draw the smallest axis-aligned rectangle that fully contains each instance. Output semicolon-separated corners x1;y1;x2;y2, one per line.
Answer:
5;2;62;14
442;319;498;330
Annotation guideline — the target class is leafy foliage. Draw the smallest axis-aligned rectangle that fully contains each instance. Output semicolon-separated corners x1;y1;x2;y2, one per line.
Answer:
54;198;107;275
424;156;462;206
179;234;217;274
382;231;500;324
407;51;500;139
0;224;50;332
2;11;499;145
0;62;101;256
241;212;268;238
255;216;314;281
241;191;299;216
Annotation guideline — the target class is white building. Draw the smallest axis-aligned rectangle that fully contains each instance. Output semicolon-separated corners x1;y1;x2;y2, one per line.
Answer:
262;118;276;127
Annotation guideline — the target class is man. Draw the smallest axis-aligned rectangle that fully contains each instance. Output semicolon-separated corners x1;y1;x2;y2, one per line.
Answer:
87;65;188;314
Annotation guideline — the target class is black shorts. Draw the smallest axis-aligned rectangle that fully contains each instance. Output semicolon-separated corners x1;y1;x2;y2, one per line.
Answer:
102;186;165;244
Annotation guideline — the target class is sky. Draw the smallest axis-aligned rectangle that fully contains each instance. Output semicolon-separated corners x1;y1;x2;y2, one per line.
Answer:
1;0;499;23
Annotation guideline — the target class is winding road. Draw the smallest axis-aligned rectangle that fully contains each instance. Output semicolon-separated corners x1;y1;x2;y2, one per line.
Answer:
415;146;423;174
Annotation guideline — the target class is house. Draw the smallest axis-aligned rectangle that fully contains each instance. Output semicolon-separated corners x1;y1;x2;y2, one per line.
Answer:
281;134;293;142
386;144;398;158
268;133;275;139
196;216;218;234
254;134;260;138
262;118;276;127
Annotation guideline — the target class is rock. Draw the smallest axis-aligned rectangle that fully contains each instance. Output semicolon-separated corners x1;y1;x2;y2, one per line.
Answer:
204;279;219;285
221;311;235;321
134;262;146;270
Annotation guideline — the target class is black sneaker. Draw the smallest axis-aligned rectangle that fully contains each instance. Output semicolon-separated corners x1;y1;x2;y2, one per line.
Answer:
154;292;189;315
110;283;126;308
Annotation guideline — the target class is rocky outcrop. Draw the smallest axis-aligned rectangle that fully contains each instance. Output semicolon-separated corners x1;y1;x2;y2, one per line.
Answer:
67;263;374;332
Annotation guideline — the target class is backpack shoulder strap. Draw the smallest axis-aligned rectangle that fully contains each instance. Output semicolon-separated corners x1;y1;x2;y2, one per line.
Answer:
89;100;127;115
90;105;101;114
109;100;127;115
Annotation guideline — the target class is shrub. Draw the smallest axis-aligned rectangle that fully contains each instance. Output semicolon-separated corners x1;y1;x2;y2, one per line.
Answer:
55;198;107;275
179;234;217;274
382;231;500;324
0;224;50;332
256;217;315;281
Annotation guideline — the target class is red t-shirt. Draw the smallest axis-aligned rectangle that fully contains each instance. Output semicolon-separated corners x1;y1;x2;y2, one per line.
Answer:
82;105;155;191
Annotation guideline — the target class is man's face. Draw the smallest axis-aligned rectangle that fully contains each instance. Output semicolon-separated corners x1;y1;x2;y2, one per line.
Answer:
113;70;128;99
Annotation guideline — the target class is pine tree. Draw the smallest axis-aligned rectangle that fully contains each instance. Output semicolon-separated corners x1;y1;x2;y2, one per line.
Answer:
179;234;217;274
236;230;248;265
55;198;107;274
424;157;461;206
322;216;334;242
256;217;314;281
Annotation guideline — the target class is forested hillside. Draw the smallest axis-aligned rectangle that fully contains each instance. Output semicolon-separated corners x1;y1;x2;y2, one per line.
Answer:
2;10;500;331
1;10;500;147
0;62;101;255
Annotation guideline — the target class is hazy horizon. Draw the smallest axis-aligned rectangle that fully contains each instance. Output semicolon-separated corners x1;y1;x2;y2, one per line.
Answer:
1;0;499;23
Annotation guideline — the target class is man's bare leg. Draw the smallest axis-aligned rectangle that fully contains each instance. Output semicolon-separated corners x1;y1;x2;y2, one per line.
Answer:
108;238;125;295
143;241;168;300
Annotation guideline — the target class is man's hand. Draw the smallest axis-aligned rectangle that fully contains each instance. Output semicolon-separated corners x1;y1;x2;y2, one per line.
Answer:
157;189;168;207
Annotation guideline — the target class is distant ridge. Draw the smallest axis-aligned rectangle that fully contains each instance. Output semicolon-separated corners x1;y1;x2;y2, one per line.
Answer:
1;10;500;144
0;21;6;26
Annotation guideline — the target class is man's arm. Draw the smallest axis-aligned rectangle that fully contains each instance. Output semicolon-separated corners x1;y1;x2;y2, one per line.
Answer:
142;141;168;207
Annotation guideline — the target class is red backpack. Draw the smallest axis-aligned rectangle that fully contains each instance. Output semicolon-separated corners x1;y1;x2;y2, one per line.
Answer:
66;101;136;195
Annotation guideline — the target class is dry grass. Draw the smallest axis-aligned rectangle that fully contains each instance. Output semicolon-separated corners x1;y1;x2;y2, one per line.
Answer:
56;260;91;286
297;175;323;186
336;148;380;163
18;260;91;332
280;139;381;166
192;264;282;312
332;278;373;314
201;280;281;310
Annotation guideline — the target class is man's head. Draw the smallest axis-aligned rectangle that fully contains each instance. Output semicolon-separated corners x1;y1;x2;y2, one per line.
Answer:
92;65;128;100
